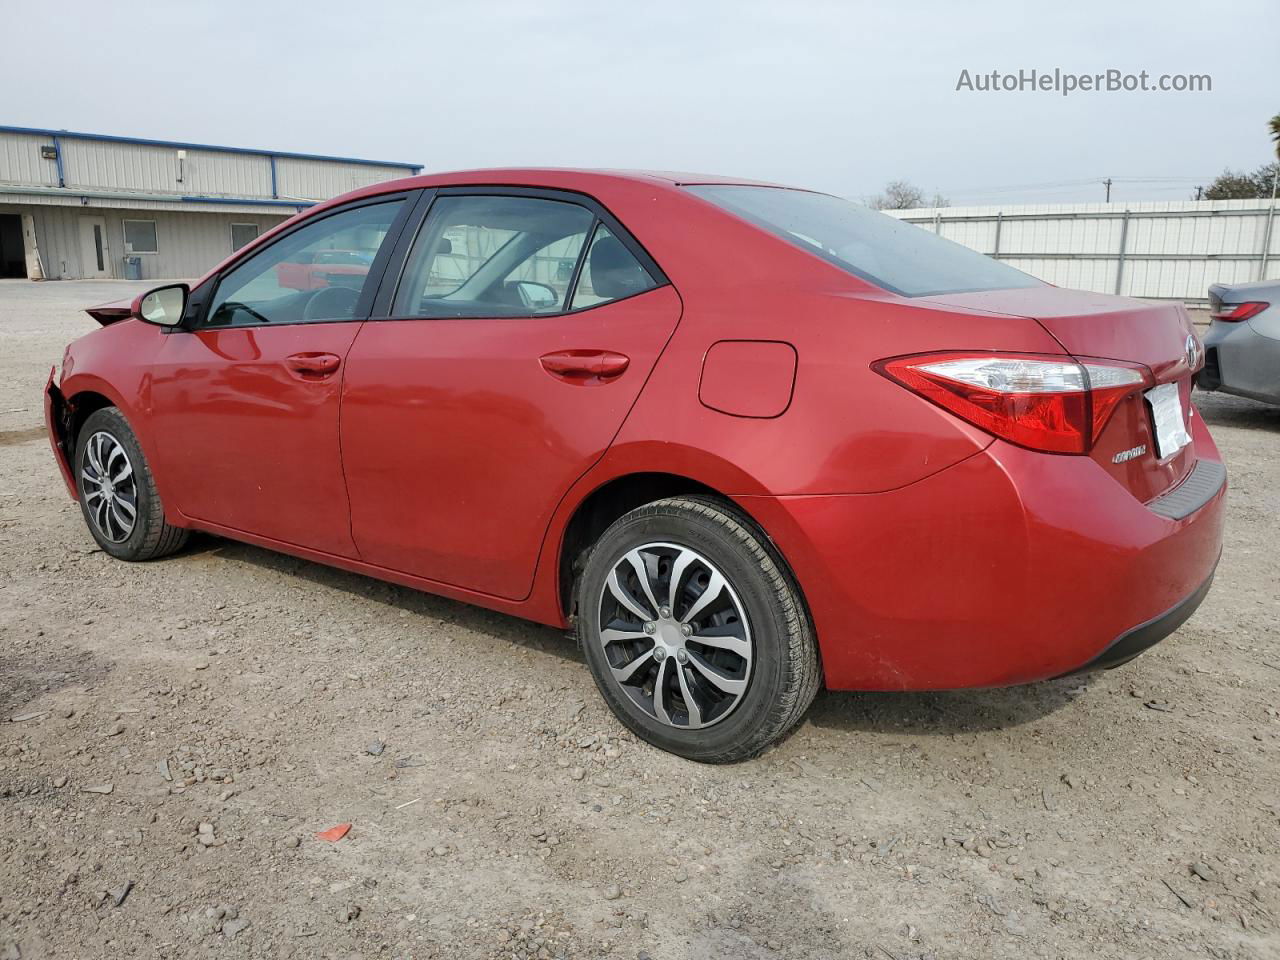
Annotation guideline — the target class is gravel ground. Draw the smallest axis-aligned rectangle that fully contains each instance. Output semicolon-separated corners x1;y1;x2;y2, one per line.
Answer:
1;279;1277;960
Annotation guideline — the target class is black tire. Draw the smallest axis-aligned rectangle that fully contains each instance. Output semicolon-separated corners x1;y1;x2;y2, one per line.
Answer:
576;496;820;763
74;407;189;561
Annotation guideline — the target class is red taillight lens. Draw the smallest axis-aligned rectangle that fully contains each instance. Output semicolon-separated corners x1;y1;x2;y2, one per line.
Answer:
875;352;1152;454
1209;301;1268;322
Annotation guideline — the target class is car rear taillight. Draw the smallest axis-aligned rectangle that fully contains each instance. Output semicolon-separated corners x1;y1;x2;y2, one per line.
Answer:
1209;301;1268;322
875;352;1153;454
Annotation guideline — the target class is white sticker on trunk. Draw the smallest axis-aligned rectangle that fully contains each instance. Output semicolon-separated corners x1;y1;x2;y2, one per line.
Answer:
1146;382;1191;459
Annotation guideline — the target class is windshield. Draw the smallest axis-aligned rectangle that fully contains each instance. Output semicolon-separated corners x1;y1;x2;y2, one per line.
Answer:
688;185;1042;297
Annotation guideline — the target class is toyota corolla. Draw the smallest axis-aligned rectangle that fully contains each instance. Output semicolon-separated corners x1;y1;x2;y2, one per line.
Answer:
45;170;1226;762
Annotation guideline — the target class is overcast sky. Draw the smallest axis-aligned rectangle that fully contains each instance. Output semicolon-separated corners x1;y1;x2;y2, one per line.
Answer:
8;0;1278;205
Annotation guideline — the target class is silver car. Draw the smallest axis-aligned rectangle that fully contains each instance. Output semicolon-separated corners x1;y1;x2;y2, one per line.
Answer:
1198;280;1280;405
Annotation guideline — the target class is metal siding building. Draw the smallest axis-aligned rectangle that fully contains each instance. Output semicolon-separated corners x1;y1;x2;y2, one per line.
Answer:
0;126;421;281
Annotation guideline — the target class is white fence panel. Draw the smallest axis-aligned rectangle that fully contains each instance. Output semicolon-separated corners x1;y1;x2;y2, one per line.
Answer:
889;199;1280;301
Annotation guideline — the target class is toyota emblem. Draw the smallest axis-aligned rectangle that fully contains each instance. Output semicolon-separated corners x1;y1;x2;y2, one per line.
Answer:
1185;333;1199;369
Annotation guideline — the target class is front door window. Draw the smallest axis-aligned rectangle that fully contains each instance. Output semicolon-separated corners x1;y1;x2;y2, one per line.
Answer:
205;200;404;327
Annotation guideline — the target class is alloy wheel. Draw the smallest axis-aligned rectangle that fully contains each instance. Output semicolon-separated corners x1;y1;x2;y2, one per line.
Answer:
596;541;753;729
80;430;138;543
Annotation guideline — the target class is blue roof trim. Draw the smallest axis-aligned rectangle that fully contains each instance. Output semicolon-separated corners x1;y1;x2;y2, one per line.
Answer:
0;183;316;210
0;125;423;172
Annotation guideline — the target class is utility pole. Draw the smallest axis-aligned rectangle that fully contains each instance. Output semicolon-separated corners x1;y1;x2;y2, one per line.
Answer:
1261;169;1278;280
1103;178;1113;202
1194;185;1204;201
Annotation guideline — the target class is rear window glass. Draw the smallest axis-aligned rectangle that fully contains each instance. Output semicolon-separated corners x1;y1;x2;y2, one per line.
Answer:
687;185;1042;297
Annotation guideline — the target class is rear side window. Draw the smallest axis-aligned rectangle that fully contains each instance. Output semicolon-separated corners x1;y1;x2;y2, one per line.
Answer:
688;185;1041;297
394;195;594;318
570;225;656;309
393;195;660;318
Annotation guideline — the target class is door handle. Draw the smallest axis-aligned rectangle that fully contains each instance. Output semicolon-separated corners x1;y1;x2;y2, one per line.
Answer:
284;352;341;378
539;350;630;382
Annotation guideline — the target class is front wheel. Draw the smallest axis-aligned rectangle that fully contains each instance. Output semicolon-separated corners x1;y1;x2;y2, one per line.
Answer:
74;407;189;561
577;496;820;763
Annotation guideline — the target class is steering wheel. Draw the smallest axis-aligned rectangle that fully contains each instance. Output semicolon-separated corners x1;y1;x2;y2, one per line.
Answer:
303;285;360;321
217;300;272;325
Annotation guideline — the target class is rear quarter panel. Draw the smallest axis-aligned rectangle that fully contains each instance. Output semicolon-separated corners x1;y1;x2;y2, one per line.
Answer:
1250;304;1280;339
610;287;1067;495
580;183;1071;495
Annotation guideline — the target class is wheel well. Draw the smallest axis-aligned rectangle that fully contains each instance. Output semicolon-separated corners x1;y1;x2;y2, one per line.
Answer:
64;391;115;451
558;472;728;619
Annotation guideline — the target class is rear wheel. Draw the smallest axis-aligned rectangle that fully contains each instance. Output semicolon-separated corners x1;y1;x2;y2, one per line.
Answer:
577;496;820;763
74;407;188;561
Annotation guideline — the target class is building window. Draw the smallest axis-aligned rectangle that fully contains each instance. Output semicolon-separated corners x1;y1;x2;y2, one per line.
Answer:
230;223;260;252
122;219;159;255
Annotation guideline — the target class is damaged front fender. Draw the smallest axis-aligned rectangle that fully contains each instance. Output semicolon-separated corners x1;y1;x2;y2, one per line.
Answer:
44;367;78;500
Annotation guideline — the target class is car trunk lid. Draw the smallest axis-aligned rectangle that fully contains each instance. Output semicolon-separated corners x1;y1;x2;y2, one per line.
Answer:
920;286;1201;505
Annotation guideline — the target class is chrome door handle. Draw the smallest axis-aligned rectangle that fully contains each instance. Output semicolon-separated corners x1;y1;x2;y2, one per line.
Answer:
539;350;630;381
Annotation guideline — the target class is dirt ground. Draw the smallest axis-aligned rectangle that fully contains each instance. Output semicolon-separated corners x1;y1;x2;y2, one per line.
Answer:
1;279;1277;960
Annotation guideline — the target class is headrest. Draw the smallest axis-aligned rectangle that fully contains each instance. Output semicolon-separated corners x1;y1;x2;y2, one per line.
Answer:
589;236;648;300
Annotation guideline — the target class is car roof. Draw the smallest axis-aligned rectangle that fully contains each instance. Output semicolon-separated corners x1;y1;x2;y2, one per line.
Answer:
319;168;801;212
406;167;788;188
191;168;804;289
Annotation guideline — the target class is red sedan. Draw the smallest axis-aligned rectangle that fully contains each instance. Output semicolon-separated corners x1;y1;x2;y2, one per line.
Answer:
45;170;1226;762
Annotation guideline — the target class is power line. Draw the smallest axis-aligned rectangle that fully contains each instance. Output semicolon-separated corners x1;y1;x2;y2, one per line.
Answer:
945;179;1217;203
1109;176;1211;182
942;175;1215;200
943;178;1107;196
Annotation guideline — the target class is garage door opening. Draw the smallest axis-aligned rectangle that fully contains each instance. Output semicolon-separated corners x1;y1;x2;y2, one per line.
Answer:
0;214;27;278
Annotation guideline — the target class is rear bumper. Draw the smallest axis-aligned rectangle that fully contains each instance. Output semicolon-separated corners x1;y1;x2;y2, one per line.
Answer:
741;416;1226;691
1199;319;1280;404
1055;566;1215;676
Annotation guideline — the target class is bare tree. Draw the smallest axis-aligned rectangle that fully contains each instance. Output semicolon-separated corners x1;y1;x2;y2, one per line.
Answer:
869;180;948;210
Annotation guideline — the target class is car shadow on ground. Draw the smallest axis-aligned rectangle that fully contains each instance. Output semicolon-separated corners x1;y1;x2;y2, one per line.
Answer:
805;677;1086;736
179;537;1087;738
184;535;585;666
1194;389;1280;431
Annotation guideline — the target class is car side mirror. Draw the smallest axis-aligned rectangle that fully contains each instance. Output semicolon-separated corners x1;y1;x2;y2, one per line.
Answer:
132;283;189;327
507;280;559;310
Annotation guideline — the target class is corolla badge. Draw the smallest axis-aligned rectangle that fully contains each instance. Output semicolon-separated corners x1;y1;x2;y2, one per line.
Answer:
1113;444;1147;464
